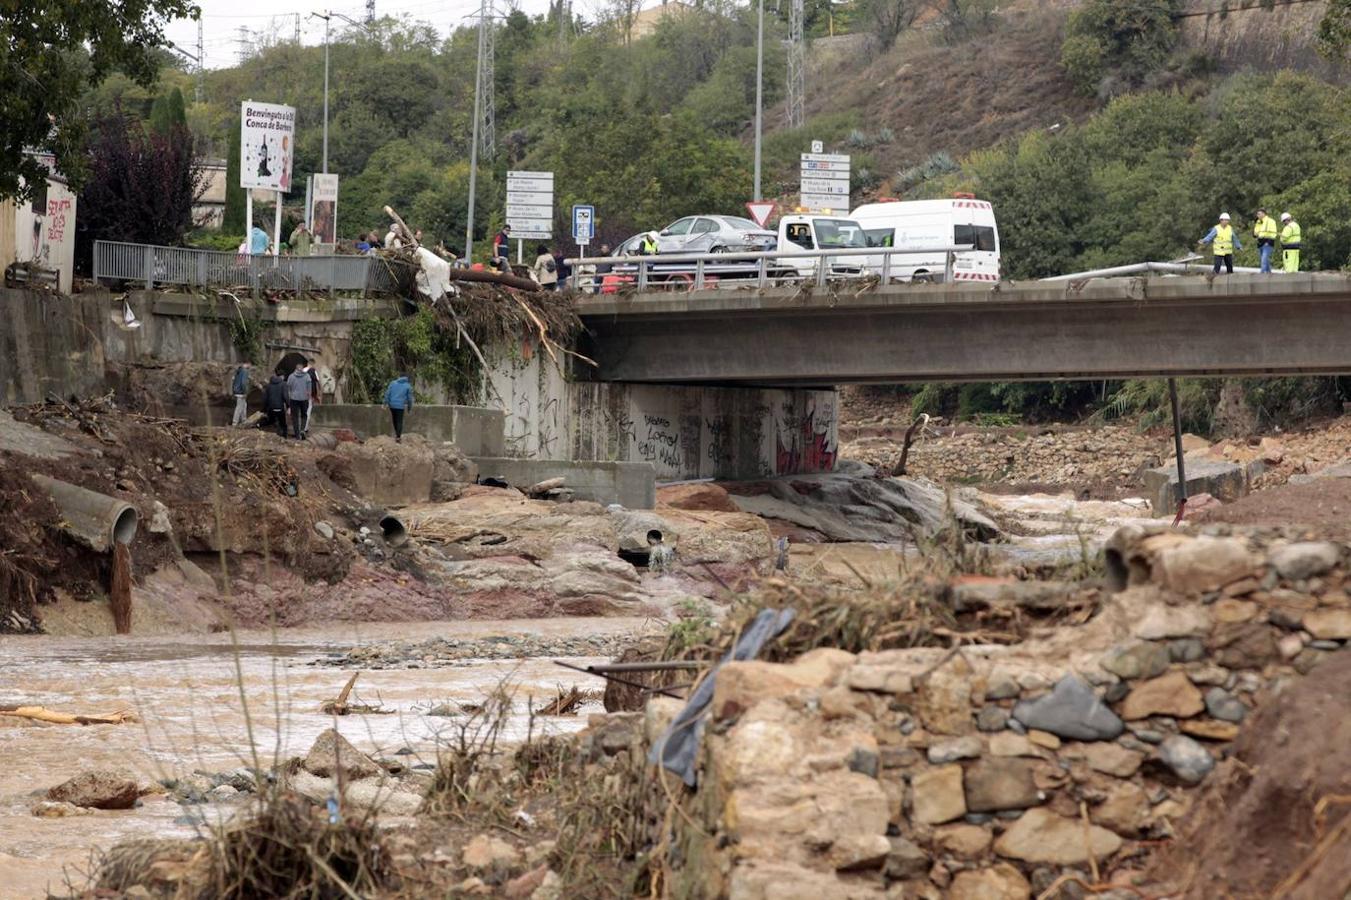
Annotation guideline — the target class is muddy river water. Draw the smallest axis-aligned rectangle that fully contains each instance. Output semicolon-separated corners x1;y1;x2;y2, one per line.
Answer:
0;617;655;899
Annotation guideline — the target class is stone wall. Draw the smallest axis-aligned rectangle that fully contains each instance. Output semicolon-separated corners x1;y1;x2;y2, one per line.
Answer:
1179;0;1339;77
650;526;1350;898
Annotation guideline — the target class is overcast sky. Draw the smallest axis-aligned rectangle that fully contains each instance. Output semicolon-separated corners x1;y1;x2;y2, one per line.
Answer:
166;0;588;70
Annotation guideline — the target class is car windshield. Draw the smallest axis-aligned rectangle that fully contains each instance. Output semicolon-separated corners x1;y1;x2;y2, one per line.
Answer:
814;219;868;249
721;216;764;231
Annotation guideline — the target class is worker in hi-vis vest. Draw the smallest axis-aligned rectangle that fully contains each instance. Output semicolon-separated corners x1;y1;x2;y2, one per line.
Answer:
1252;208;1279;274
1279;212;1302;273
1198;212;1242;275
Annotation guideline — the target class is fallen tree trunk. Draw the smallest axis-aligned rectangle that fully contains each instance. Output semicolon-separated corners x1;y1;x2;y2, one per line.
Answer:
443;267;541;292
0;705;138;725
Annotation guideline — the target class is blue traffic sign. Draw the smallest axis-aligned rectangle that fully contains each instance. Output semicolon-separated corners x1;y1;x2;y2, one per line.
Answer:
572;204;595;243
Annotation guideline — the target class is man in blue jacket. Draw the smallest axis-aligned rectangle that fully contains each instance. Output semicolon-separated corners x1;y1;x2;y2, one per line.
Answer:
384;374;413;443
230;362;251;426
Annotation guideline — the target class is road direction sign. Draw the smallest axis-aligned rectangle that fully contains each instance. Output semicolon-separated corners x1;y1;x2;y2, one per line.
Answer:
506;170;554;239
745;200;777;228
800;151;850;213
572;204;595;242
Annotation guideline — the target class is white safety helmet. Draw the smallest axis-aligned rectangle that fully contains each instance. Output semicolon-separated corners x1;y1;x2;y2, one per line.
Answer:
1281;212;1292;222
1219;212;1231;221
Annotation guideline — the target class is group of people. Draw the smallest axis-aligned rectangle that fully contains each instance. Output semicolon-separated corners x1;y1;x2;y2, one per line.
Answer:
491;225;588;291
230;362;415;443
1199;209;1302;274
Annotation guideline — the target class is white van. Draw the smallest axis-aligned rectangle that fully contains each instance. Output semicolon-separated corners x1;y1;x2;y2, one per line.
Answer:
849;197;1001;283
775;214;872;279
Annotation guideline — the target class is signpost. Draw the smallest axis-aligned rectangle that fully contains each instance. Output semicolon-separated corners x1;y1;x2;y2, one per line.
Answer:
800;150;850;214
572;204;595;252
745;200;777;229
240;101;296;257
506;170;554;262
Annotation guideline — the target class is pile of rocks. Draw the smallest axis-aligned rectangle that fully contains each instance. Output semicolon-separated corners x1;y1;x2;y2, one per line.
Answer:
650;526;1350;898
841;425;1165;494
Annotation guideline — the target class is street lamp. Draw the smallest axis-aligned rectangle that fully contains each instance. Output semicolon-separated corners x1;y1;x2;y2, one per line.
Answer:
753;0;763;201
309;10;368;175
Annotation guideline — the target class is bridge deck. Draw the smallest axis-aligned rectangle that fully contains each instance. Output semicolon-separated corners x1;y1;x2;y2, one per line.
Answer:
575;273;1351;385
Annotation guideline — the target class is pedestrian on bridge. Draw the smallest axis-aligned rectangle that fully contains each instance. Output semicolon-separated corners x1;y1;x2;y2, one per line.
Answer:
1198;212;1241;274
1253;208;1278;273
533;244;559;290
1280;212;1302;273
492;225;512;272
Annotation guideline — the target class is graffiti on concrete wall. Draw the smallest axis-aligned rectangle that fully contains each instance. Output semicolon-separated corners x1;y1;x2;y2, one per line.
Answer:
775;394;838;475
637;413;682;472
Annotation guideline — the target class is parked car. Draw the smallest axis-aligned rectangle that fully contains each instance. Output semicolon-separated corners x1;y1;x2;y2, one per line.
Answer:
655;215;777;255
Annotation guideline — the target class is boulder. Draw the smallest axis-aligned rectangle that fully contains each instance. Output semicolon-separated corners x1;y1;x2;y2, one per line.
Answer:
993;808;1123;866
1093;782;1152;836
963;759;1040;812
1302;609;1351;640
883;836;930;879
1203;688;1248;723
1154;536;1258;595
46;771;140;810
1120;671;1205;720
303;728;383;780
336;436;435;506
1268;542;1341;581
1012;674;1124;741
432;442;478;485
31;800;94;818
911;764;967;825
1143;458;1248;516
657;482;740;513
949;864;1032;900
1100;641;1170;680
1158;734;1215;784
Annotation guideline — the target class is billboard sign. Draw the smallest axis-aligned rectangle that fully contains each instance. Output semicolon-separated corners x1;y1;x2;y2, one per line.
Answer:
240;101;297;193
309;174;339;244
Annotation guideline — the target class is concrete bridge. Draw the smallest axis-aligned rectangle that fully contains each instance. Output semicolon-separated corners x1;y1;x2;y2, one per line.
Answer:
576;273;1351;386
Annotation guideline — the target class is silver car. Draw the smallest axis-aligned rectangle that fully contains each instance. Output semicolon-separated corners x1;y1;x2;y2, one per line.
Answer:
655;215;777;255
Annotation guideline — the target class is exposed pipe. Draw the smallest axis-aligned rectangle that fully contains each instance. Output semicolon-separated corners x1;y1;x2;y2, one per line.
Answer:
379;514;408;547
33;476;138;552
1042;261;1263;281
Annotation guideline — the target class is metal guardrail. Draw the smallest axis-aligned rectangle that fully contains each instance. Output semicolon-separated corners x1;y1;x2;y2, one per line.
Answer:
92;240;409;295
565;245;976;293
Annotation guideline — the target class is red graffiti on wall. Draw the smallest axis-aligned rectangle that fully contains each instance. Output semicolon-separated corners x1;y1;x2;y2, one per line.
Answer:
45;198;72;243
775;410;837;474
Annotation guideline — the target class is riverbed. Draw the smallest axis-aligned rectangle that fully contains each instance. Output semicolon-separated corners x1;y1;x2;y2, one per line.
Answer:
0;617;656;900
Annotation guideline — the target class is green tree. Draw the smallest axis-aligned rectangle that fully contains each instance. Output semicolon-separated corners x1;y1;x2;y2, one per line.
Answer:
1061;0;1180;96
0;0;196;200
149;87;187;135
223;124;245;234
1317;0;1351;61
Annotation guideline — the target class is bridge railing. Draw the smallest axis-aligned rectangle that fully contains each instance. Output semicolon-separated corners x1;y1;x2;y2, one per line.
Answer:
92;240;410;296
565;244;976;294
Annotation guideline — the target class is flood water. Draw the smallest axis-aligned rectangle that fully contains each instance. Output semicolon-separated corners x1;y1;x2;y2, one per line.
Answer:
0;617;655;899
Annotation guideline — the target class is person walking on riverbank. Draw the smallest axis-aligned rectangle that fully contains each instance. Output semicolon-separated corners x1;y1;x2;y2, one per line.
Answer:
286;363;311;439
230;362;251;426
1198;212;1241;274
384;374;413;443
262;373;287;437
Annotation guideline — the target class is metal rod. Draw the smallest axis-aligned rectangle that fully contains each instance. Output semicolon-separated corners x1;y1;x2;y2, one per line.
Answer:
551;659;686;699
322;14;330;173
1169;377;1188;524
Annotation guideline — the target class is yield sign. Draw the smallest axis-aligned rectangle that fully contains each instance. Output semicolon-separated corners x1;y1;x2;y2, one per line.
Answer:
745;200;777;229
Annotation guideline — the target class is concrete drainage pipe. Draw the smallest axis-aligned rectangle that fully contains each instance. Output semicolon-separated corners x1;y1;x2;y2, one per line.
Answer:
32;475;139;552
379;514;408;547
